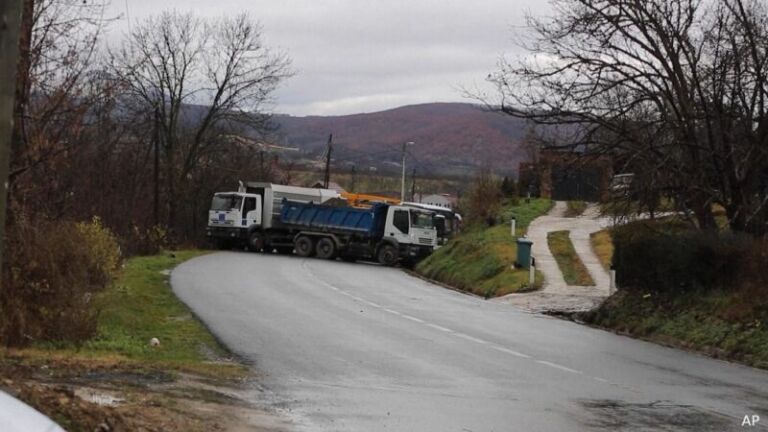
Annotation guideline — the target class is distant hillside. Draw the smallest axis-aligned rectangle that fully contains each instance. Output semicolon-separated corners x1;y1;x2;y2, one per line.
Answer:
271;103;531;176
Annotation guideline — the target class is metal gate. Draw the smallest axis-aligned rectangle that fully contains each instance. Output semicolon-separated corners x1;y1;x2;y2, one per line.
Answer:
551;165;601;201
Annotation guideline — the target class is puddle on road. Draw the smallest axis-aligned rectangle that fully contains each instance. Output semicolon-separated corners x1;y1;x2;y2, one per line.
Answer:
74;388;125;407
579;399;737;431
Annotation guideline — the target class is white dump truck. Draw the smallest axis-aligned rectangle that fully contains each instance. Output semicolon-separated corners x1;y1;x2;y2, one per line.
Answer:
207;182;340;252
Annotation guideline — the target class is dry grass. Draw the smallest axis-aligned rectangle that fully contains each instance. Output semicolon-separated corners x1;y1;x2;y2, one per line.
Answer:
564;200;587;217
590;230;614;270
547;230;595;286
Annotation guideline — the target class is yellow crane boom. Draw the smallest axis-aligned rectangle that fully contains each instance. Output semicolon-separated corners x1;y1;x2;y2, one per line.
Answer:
341;192;401;208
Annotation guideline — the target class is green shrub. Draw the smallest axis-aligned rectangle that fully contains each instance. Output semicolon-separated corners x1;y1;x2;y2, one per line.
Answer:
76;217;122;286
1;216;122;346
612;221;752;293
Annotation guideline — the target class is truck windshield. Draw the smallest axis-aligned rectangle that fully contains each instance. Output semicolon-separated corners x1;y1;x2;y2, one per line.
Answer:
211;195;243;211
410;211;434;229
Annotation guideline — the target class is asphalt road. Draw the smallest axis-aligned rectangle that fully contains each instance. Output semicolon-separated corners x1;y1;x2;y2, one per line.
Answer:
172;252;768;431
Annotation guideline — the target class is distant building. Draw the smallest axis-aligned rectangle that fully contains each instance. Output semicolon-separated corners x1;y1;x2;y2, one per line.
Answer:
518;149;612;202
416;193;457;209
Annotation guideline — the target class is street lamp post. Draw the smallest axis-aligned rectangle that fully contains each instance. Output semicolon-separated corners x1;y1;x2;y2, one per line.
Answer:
401;141;414;201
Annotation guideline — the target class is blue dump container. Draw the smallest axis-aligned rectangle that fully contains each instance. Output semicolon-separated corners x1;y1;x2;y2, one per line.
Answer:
279;200;387;238
516;237;533;269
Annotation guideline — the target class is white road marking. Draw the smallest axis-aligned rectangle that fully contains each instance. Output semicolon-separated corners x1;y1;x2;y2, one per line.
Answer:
304;259;604;387
426;323;454;333
454;333;488;344
536;360;581;374
490;345;531;359
402;315;425;324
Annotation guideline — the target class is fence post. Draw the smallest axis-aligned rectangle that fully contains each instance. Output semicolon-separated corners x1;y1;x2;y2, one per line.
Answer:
609;265;617;295
529;256;536;287
510;216;516;237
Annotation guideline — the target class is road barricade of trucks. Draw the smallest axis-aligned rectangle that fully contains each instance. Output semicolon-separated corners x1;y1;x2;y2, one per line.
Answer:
207;182;437;266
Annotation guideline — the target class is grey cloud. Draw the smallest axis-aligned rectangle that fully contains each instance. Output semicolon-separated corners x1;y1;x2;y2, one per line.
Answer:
109;0;550;115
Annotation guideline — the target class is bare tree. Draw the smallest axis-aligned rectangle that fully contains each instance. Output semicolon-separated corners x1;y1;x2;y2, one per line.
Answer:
489;0;768;235
8;0;112;214
463;168;503;226
110;11;292;231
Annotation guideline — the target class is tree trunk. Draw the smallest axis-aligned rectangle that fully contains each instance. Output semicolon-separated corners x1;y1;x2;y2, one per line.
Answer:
165;146;176;236
693;199;717;233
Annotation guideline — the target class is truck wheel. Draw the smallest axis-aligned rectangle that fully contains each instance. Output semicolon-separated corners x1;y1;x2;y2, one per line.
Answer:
295;236;315;257
247;232;265;252
315;237;337;260
377;244;398;266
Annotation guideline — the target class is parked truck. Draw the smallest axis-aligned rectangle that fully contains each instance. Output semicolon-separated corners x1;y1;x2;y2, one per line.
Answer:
401;201;462;246
206;182;437;265
339;192;462;246
278;200;436;265
207;182;340;251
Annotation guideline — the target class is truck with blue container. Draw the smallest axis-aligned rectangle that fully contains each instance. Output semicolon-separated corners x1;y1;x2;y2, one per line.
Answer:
207;182;437;266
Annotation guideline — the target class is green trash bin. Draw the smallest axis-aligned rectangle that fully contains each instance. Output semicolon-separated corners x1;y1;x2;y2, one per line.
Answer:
516;237;533;269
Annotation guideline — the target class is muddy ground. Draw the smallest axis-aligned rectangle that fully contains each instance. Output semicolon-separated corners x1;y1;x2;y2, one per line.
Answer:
0;351;293;432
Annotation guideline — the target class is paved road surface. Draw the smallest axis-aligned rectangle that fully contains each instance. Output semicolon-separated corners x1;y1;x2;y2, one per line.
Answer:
172;252;768;431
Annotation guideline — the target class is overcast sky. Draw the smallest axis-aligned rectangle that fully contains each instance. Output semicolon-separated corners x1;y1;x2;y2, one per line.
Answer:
105;1;551;116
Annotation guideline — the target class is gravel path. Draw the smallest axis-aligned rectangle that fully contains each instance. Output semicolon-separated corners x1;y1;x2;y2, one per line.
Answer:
494;201;615;313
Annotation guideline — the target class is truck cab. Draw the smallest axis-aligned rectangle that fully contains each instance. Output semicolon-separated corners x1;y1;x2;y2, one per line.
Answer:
207;192;261;247
401;202;462;247
384;206;437;254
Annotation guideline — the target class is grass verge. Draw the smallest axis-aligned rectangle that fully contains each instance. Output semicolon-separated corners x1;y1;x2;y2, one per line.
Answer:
415;198;551;297
547;230;595;286
589;230;614;270
1;250;257;431
28;250;244;378
564;200;587;217
582;289;768;369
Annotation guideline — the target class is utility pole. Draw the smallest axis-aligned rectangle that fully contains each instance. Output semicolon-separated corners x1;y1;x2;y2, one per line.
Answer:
11;0;32;161
0;0;25;274
350;165;357;192
401;141;413;201
410;167;416;202
258;150;265;179
323;133;333;189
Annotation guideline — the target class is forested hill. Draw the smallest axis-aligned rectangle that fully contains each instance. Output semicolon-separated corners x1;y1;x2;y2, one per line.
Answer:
271;102;532;175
